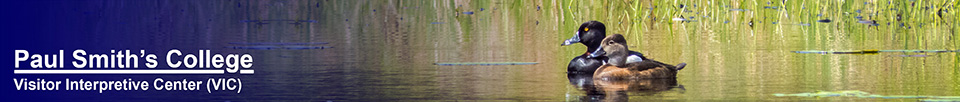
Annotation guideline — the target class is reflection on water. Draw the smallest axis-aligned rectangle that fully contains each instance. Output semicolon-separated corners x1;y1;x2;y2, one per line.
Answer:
78;0;959;101
255;0;956;101
567;73;682;101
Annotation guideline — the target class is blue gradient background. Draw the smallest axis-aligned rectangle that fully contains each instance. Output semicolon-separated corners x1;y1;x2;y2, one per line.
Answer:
3;1;270;101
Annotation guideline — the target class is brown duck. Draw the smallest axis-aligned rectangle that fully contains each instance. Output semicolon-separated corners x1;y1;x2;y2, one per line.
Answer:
587;34;687;80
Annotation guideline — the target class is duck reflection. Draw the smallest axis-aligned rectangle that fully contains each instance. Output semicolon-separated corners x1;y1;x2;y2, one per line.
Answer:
563;21;685;101
568;73;682;102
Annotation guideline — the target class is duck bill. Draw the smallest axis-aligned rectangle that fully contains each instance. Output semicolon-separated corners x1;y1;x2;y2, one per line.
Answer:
588;47;605;58
561;32;581;46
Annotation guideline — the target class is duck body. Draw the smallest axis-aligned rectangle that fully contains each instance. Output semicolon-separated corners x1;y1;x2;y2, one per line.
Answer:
594;59;682;80
562;21;608;74
589;34;687;80
567;54;606;74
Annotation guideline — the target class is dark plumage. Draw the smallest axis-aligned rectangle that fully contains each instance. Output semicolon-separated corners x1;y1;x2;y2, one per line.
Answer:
562;21;609;74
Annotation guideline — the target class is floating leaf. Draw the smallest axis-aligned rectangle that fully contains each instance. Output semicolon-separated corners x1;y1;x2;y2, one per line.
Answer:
774;90;960;101
921;98;960;102
793;49;958;54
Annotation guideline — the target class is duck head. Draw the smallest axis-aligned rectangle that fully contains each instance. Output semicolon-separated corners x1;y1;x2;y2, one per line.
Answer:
588;34;630;66
562;21;607;53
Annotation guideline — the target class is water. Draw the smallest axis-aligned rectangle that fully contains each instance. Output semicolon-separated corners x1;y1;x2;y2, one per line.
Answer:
49;0;959;101
261;0;958;101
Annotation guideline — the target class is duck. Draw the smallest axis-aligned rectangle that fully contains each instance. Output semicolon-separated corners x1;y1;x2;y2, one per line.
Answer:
561;21;609;74
587;34;687;80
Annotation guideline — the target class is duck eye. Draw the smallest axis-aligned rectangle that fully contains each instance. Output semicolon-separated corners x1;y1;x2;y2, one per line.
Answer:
584;28;589;31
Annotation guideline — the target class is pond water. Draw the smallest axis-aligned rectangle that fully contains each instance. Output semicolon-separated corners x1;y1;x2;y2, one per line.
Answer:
67;0;956;101
234;0;960;101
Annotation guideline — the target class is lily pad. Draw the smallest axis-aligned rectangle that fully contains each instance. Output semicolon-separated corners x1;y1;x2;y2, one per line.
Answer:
775;90;960;101
793;49;958;54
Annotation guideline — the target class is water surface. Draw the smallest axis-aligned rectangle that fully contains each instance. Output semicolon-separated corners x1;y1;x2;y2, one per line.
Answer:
73;0;959;101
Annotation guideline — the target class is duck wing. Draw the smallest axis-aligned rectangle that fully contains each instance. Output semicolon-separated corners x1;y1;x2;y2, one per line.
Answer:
623;59;678;71
622;60;681;79
621;61;658;71
630;65;677;79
